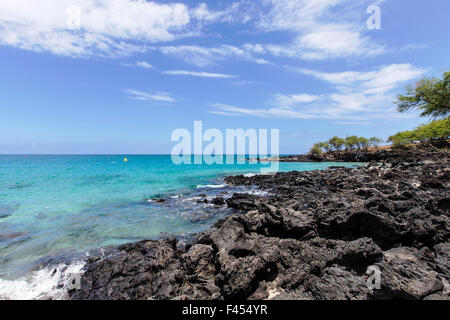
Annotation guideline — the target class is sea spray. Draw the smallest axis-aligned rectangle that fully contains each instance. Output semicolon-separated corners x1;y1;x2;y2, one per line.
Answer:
0;261;85;300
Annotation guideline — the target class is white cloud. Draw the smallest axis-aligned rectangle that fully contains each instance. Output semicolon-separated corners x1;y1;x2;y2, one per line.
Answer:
295;24;384;60
0;0;421;71
163;70;237;78
253;0;385;60
135;61;153;69
157;44;272;67
191;3;225;22
158;45;236;67
258;0;344;32
0;0;391;65
275;93;320;107
124;89;175;102
212;63;426;121
156;0;387;66
0;0;216;57
301;64;427;118
210;103;317;119
122;61;153;69
0;0;264;60
232;80;258;86
295;64;427;94
191;1;256;24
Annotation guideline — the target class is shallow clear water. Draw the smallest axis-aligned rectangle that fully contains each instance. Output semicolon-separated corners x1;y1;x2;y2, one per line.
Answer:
0;155;361;281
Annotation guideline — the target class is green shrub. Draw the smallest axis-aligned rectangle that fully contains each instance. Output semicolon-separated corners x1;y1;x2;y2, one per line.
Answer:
388;119;450;145
308;143;324;157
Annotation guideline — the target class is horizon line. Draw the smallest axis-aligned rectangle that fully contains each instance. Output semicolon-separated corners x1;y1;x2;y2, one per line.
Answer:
0;153;293;156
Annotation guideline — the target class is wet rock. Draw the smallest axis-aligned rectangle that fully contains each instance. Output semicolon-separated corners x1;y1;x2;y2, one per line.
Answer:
211;197;225;206
226;193;261;211
70;238;184;300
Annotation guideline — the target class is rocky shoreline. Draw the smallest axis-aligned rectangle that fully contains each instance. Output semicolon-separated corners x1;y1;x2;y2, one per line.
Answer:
69;148;449;300
270;144;449;163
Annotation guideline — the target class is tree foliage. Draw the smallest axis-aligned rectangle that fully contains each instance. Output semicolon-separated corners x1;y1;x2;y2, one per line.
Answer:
344;136;360;150
328;136;346;151
308;143;324;158
369;137;383;147
309;136;383;155
388;118;450;145
356;137;370;150
396;71;450;119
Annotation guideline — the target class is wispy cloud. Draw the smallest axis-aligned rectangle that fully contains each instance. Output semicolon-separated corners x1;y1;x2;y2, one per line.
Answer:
150;0;387;67
124;89;176;103
210;103;317;119
211;63;426;121
122;61;153;69
157;44;272;67
253;0;386;60
232;80;258;86
274;93;321;107
292;63;427;93
191;2;254;23
163;70;237;78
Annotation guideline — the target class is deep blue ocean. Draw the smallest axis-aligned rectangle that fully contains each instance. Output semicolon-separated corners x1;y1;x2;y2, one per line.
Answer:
0;155;361;299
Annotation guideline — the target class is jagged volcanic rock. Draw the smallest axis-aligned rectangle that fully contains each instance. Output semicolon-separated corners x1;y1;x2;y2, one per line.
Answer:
70;149;449;300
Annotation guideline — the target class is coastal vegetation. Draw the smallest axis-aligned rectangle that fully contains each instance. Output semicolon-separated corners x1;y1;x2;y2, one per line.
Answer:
390;71;449;147
388;118;450;146
309;136;382;158
396;71;449;119
309;71;449;155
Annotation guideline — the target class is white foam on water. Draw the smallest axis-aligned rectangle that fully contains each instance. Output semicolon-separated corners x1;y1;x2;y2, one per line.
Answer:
244;173;257;178
245;190;271;196
0;261;85;300
196;184;228;189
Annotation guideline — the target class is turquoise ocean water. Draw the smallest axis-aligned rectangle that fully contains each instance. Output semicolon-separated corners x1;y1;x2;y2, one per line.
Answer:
0;155;361;297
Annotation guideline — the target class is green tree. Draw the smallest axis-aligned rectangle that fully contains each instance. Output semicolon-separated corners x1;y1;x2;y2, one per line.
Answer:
396;71;450;119
345;136;359;150
356;137;370;150
318;142;332;153
388;119;450;145
369;137;383;148
388;130;417;145
328;136;346;151
308;143;324;158
418;118;450;142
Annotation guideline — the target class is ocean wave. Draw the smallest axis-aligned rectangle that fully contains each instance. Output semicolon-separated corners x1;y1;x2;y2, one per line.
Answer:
244;189;271;196
0;261;85;300
196;184;228;189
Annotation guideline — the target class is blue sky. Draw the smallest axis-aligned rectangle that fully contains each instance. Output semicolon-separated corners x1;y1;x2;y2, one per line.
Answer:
0;0;449;154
